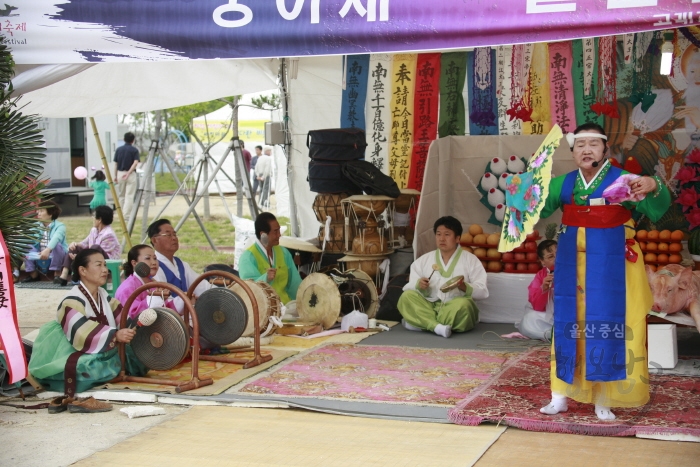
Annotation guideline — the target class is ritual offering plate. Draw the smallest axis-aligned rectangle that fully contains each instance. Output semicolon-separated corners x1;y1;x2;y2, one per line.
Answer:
440;275;464;293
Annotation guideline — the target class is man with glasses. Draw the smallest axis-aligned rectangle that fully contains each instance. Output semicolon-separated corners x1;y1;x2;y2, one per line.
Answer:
148;219;211;314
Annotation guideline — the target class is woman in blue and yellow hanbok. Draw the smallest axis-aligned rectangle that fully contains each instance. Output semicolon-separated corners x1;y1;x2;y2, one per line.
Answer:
539;123;670;421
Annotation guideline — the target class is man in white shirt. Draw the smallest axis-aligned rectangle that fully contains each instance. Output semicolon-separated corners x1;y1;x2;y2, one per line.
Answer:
398;216;488;337
148;219;211;314
256;147;273;208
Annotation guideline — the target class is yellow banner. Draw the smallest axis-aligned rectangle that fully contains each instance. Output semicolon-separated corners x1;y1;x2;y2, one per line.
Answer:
389;54;417;188
192;119;267;143
524;43;552;135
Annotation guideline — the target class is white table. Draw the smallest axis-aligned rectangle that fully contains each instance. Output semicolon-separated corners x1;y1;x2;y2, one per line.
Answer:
479;272;535;323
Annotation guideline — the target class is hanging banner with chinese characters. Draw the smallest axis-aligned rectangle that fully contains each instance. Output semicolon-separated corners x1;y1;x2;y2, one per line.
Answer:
341;54;370;129
468;47;498;136
15;1;695;64
548;42;576;134
572;38;603;128
438;52;467;137
523;43;551;135
389;54;417;188
0;231;27;384
496;45;521;135
408;53;441;191
365;54;392;174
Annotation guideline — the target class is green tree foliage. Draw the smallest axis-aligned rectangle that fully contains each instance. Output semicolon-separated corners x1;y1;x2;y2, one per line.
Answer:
165;97;236;139
250;94;280;110
0;38;48;267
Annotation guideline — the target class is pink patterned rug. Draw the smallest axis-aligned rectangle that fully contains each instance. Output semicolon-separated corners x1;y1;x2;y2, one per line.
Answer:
448;347;700;438
239;344;517;406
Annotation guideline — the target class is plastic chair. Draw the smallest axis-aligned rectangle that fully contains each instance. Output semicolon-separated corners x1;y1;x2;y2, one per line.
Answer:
104;259;123;293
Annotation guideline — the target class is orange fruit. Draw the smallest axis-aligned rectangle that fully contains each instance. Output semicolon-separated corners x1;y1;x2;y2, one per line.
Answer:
657;253;669;263
648;264;657;272
644;252;657;263
669;254;682;264
659;230;672;241
469;224;483;236
671;230;684;242
636;230;648;241
658;242;669;252
646;242;658;252
669;243;682;253
639;241;647;251
647;230;659;240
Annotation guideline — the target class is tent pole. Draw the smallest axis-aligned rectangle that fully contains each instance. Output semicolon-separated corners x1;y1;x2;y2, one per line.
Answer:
280;58;299;237
150;147;218;251
128;110;161;239
89;117;132;250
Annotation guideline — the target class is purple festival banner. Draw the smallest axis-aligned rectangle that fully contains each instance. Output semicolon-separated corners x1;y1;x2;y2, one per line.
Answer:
13;1;698;63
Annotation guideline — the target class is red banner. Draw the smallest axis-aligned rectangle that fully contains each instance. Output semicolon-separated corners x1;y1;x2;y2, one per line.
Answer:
548;42;577;133
408;53;441;191
0;231;27;384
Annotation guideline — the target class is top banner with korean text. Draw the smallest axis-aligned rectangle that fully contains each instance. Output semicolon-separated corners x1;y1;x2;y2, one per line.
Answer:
12;1;697;64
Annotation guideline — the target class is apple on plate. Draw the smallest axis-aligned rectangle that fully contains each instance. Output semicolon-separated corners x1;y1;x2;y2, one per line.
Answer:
516;263;528;271
514;252;526;261
504;263;515;272
524;241;537;251
526;252;538;262
502;252;514;261
527;263;540;272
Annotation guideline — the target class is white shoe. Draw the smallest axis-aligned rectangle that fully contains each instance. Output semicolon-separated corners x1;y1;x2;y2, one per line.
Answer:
401;319;423;332
434;324;452;338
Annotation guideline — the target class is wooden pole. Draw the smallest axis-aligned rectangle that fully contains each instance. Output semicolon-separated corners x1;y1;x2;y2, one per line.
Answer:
89;117;132;250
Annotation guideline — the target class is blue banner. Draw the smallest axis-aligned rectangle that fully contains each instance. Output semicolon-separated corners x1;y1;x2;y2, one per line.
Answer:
14;1;693;63
341;54;370;129
467;48;498;136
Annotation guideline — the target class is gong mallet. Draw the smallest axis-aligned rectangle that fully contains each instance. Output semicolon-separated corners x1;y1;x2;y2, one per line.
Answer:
427;264;439;281
129;307;157;329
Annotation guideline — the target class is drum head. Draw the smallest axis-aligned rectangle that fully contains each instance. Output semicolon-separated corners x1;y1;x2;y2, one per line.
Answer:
440;275;464;293
195;287;249;345
297;273;341;329
229;280;271;337
132;307;189;371
344;269;379;318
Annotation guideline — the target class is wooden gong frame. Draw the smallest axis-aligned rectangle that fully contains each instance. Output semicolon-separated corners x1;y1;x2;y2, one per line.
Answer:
111;281;213;393
187;271;272;369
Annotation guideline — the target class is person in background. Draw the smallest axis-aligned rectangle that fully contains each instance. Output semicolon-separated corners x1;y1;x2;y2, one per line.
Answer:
113;131;140;222
116;244;176;320
398;216;489;338
89;169;109;213
22;200;68;282
238;212;301;304
148;219;212;315
240;140;252;174
54;205;121;286
515;240;557;340
256;147;273;208
251;145;262;199
29;248;147;413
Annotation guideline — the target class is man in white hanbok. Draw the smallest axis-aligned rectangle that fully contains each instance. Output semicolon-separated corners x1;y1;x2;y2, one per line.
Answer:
398;216;489;337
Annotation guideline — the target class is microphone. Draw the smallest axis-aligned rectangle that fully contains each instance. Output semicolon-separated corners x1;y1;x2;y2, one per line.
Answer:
134;262;151;279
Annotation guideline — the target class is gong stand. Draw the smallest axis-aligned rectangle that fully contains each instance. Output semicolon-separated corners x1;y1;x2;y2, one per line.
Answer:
188;271;272;369
111;282;213;393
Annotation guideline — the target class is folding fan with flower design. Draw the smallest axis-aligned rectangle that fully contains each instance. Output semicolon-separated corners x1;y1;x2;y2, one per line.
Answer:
498;125;563;253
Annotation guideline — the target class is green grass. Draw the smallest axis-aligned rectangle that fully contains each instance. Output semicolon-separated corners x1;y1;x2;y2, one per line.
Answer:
154;172;187;192
61;214;234;272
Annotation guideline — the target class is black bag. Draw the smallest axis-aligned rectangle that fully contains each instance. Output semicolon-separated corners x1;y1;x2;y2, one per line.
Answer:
307;128;367;161
376;272;410;322
341;160;401;198
308;160;362;194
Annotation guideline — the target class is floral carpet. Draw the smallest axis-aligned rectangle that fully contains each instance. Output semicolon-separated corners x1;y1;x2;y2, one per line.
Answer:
239;344;517;406
448;347;700;438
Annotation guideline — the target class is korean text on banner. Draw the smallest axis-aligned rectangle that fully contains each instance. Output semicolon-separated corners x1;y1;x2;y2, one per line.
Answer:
365;54;392;174
341;54;370;129
389;54;417;189
548;42;577;134
408;53;440;192
438;52;467;137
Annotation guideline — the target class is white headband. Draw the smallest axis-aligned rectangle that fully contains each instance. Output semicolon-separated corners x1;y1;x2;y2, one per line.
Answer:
565;132;607;148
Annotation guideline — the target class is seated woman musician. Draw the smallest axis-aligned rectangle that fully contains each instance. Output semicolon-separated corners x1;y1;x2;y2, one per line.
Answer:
29;249;148;413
